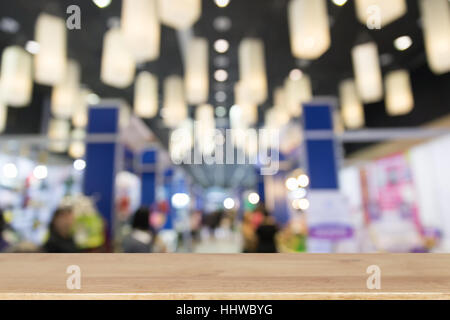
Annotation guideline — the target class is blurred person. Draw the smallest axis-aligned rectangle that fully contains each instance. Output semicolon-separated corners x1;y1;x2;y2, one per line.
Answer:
43;207;79;253
0;209;10;252
241;211;257;253
122;207;166;253
255;207;279;253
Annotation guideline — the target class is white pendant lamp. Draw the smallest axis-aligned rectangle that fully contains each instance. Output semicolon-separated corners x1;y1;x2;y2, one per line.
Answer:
72;89;91;128
238;38;268;104
119;102;131;129
162;76;188;128
195;104;216;155
273;86;291;123
287;0;331;60
69;129;86;159
385;69;414;116
0;102;7;133
51;60;80;119
355;0;407;28
265;107;290;130
121;0;160;63
351;42;383;103
48;119;70;153
170;119;194;162
339;79;365;129
284;74;312;117
185;38;209;105
158;0;202;30
34;13;67;85
419;0;450;75
134;71;158;119
234;81;258;125
100;27;136;89
0;46;33;107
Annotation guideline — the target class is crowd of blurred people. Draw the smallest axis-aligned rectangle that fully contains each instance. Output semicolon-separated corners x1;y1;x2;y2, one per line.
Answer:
0;201;306;253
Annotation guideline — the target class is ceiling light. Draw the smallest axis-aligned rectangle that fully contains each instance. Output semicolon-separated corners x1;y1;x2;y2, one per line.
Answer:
223;197;235;209
214;55;229;68
171;193;190;209
289;68;303;81
285;177;298;191
73;159;86;171
87;93;100;105
248;192;260;205
33;165;48;180
332;0;348;6
213;16;232;32
25;41;40;55
214;69;228;82
215;106;227;117
0;17;20;34
394;35;413;51
214;39;229;53
215;0;230;7
2;163;18;179
297;174;310;188
93;0;112;8
215;91;227;102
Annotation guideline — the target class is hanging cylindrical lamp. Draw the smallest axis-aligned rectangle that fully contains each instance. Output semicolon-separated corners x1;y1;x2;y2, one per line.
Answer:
273;86;291;124
100;27;136;89
48;119;70;153
355;0;407;28
238;38;268;104
385;69;414;116
72;89;92;128
351;42;383;103
157;0;202;30
69;129;86;159
0;46;33;107
287;0;331;60
162;75;188;128
122;0;160;63
51;60;80;119
0;102;7;133
134;71;158;119
34;13;67;85
339;79;365;129
120;102;131;129
265;107;290;130
419;0;450;75
284;74;312;117
185;38;209;105
195;104;216;156
234;81;258;126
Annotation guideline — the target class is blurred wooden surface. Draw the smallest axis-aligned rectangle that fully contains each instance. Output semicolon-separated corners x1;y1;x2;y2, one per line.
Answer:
1;254;450;300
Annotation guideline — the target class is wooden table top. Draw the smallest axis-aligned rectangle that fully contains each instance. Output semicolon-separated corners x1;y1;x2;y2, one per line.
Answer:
1;253;450;300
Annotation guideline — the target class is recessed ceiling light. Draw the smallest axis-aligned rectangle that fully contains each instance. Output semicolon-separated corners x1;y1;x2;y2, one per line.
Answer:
214;39;229;53
215;106;227;117
215;0;230;8
289;69;303;81
25;41;40;55
332;0;348;6
394;35;413;51
214;69;228;82
213;16;232;32
215;91;227;103
93;0;112;9
214;55;230;68
0;17;20;34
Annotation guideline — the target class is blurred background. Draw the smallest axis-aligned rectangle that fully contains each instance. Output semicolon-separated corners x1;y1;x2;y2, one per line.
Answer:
0;0;449;253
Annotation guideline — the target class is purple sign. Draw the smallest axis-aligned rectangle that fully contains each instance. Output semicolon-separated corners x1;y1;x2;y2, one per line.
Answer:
309;224;353;241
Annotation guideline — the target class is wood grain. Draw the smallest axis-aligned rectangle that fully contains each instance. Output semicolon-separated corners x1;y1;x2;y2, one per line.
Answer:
1;254;450;300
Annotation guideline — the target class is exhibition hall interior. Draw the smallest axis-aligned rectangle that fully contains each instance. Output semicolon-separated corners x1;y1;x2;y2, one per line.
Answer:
0;0;449;254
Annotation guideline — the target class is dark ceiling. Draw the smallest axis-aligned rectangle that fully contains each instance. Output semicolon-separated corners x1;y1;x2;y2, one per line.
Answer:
0;0;449;187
